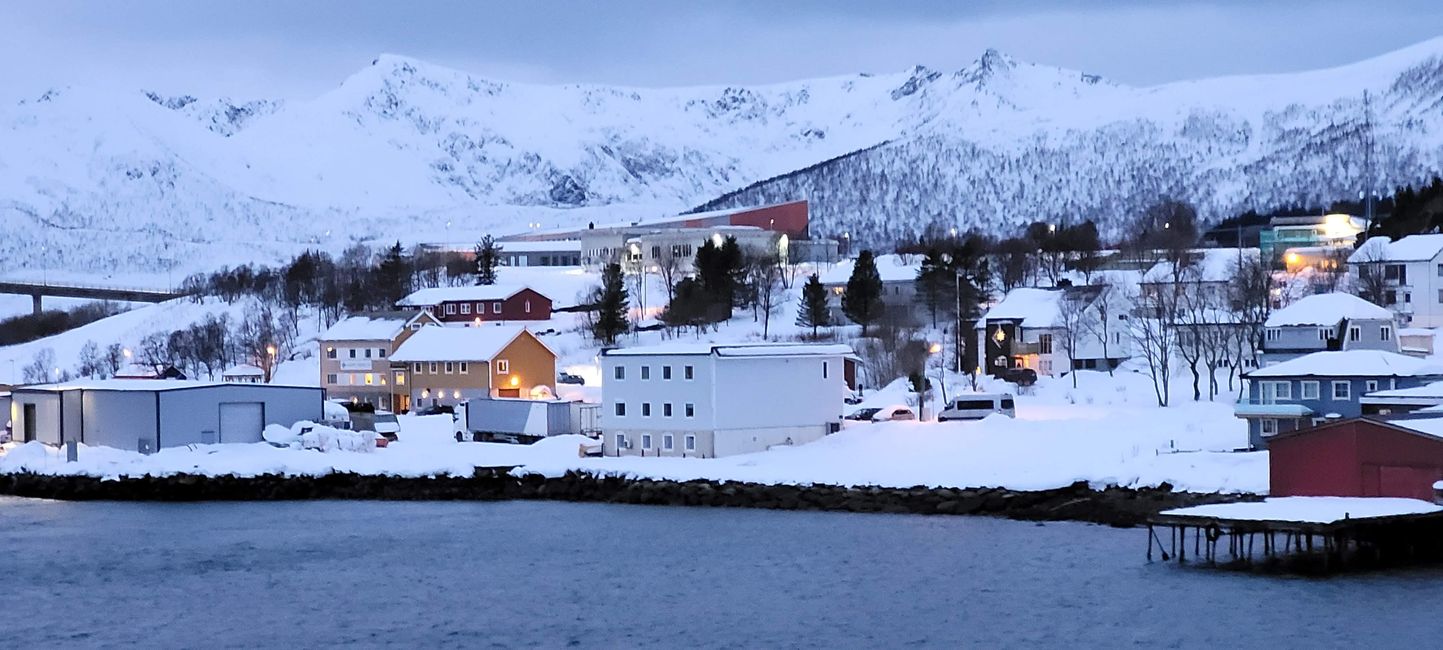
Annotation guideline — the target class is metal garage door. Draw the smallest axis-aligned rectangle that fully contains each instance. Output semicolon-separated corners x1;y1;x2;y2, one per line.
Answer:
218;402;264;443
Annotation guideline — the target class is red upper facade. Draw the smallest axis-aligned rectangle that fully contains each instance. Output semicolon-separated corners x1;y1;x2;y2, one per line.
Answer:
399;286;552;323
1269;418;1443;500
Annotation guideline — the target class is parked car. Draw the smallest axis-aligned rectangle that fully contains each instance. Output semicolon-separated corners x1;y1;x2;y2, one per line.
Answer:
999;367;1038;387
370;411;401;442
845;407;881;421
415;404;455;416
870;405;917;422
938;394;1016;422
558;372;586;385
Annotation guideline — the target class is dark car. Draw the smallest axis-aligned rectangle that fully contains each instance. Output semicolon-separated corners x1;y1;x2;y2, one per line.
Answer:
845;407;882;422
999;367;1038;387
558;372;586;385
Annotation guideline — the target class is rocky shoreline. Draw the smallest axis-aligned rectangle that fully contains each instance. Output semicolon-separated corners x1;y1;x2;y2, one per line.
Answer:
0;469;1258;526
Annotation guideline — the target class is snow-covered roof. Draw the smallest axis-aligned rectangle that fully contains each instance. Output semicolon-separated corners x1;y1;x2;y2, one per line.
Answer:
817;254;920;285
493;240;580;253
1363;380;1443;399
977;288;1064;328
222;364;264;377
603;342;854;358
321;311;428;341
1263;293;1393;328
390;325;541;362
1348;235;1443;264
18;379;315;392
1141;248;1256;284
397;284;534;307
1245;350;1443;378
1159;497;1442;524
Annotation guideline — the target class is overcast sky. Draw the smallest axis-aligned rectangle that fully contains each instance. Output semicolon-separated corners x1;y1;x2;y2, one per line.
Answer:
3;1;1441;100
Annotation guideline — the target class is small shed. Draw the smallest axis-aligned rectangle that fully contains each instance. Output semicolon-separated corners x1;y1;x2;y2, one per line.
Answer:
9;380;323;452
222;364;265;384
1269;416;1443;500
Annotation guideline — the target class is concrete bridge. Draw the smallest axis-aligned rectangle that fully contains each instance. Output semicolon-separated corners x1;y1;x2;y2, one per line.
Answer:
0;280;187;316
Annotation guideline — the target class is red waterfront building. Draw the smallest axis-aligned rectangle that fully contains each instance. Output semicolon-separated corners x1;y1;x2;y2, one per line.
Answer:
1269;417;1443;500
396;285;552;324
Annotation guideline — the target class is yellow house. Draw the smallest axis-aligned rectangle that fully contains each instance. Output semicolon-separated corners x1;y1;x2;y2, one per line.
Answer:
389;325;557;409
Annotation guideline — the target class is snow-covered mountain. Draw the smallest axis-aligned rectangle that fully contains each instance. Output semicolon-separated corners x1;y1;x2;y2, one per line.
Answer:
3;40;1443;275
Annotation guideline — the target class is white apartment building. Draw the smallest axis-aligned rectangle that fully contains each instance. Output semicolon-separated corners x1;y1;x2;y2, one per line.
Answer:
599;342;853;458
1348;234;1443;328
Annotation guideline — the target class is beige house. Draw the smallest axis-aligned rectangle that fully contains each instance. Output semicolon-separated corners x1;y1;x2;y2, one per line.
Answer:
389;325;557;409
319;310;441;412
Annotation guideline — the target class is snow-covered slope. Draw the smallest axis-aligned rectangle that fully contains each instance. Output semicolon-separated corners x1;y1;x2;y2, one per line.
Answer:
4;41;1443;274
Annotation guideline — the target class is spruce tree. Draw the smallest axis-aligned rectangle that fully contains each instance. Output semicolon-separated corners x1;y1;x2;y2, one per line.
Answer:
374;242;412;308
842;249;885;336
474;235;501;285
914;248;955;328
592;263;630;345
796;273;831;337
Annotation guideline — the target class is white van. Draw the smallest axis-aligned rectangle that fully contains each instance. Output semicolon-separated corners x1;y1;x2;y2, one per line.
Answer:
938;394;1016;422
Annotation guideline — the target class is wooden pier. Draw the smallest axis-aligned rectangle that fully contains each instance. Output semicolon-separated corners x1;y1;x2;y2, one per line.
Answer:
1147;499;1443;573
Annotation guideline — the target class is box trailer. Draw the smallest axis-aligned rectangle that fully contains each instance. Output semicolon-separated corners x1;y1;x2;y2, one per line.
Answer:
460;397;599;443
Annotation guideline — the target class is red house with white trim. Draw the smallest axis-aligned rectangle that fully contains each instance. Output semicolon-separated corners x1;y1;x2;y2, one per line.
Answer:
397;285;552;324
1269;417;1443;500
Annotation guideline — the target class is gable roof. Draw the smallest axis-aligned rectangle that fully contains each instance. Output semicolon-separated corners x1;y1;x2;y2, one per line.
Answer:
1263;293;1394;328
976;286;1102;329
321;310;434;341
1141;248;1256;284
818;254;920;285
1246;350;1443;379
397;284;539;307
389;325;550;362
602;342;854;358
1348;235;1443;264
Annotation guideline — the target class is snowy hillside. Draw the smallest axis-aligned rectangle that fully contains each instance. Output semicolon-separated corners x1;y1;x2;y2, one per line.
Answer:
4;40;1443;274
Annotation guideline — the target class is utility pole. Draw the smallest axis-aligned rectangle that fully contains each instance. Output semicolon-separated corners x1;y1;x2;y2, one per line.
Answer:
1363;89;1376;233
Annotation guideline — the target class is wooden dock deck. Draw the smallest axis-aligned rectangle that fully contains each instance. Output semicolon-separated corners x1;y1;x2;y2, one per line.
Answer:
1146;498;1443;573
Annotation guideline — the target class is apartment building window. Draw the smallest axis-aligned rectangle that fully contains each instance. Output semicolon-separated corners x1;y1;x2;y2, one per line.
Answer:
1317;328;1329;341
685;435;696;451
1267;381;1293;400
460;303;471;315
326;347;336;359
1265;329;1281;342
663;403;673;417
326;373;338;384
428;362;438;374
496;360;510;374
364;349;373;359
1260;419;1278;436
615;402;627;417
459;362;469;374
364;373;374;385
685;403;695;418
641;434;653;449
650;245;661;259
1300;381;1319;400
1381;326;1393;341
413;363;423;374
662;366;672;380
823;362;829;379
1332;381;1351;400
378;349;386;358
664;434;674;451
444;362;454;374
394;371;406;386
492;302;502;314
445;303;456;315
1436;262;1443;277
1365;380;1380;393
349;349;357;358
1038;334;1053;355
642;403;652;417
684;365;694;380
1349;326;1361;342
641;366;650;380
614;365;625;380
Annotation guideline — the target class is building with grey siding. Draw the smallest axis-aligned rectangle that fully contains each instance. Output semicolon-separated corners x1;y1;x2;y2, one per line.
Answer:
1260;293;1398;365
9;380;323;452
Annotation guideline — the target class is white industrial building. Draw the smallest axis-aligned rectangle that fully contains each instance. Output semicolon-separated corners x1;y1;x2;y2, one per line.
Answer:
599;342;853;458
8;380;323;452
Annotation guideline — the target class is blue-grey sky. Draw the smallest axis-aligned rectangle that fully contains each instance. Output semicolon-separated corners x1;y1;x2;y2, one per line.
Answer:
3;1;1441;100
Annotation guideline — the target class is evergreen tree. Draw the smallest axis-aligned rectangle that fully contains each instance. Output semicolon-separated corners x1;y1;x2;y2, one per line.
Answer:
842;250;886;336
914;248;955;328
474;235;501;285
373;242;412;308
693;236;744;318
661;276;710;335
592;263;630;345
795;273;831;337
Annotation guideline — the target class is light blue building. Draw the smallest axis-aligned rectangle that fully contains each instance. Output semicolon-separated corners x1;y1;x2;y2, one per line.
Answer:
1260;293;1399;365
1236;350;1443;449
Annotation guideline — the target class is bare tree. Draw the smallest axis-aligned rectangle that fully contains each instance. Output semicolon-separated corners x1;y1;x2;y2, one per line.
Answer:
1126;284;1180;407
1227;254;1274;387
76;340;105;378
1054;290;1097;388
748;252;786;339
1080;284;1117;377
655;248;686;306
1351;241;1391;307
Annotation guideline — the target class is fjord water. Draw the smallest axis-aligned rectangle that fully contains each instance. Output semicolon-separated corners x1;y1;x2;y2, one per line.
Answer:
3;498;1440;648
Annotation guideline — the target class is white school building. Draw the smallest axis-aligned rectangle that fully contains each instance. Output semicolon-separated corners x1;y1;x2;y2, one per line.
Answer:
599;342;853;458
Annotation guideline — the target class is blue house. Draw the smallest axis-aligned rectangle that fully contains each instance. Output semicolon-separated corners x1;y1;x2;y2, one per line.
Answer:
1236;350;1443;449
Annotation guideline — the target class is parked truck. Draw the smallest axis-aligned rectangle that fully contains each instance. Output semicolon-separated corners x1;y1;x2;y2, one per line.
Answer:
456;397;600;444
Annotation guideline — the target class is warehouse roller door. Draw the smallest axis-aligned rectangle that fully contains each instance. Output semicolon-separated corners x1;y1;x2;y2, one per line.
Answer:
218;402;264;443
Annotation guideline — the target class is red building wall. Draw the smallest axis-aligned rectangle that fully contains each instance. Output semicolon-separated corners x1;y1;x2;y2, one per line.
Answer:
430;289;552;323
728;201;809;239
1270;419;1443;500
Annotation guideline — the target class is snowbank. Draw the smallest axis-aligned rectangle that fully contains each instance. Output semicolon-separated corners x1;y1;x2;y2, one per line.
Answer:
1159;497;1443;523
